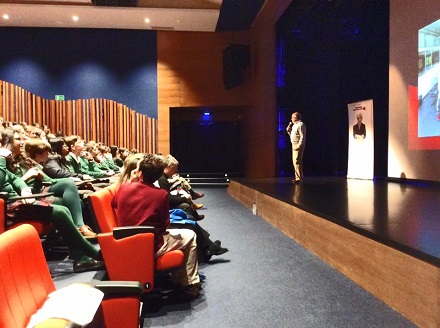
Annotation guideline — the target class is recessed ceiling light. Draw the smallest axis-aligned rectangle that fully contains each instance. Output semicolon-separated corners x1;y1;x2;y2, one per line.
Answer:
144;18;150;24
2;14;9;20
72;16;79;21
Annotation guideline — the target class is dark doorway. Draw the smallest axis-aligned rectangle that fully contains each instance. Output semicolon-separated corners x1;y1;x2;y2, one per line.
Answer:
170;106;244;174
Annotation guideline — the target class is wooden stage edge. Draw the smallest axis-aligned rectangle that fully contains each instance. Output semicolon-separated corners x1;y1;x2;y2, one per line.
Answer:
228;180;440;328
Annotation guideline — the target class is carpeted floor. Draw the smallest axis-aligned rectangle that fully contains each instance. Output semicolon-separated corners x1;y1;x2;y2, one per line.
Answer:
50;187;415;327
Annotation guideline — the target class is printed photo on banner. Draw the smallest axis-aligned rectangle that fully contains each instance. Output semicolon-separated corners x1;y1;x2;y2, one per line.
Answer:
347;99;374;180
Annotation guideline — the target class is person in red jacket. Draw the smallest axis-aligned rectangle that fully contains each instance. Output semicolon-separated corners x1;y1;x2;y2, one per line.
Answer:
111;154;201;300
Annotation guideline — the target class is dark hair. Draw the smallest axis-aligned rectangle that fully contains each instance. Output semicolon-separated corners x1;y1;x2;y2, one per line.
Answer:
138;154;166;183
110;145;119;157
48;137;65;156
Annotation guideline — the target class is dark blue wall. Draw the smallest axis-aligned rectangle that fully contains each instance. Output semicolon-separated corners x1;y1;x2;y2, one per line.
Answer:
0;27;157;118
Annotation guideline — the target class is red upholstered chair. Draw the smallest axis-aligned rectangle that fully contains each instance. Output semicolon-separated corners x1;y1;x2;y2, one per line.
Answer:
0;224;143;328
89;184;184;292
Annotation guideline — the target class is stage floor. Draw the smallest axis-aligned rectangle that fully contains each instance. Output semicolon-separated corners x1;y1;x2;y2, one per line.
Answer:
232;177;440;267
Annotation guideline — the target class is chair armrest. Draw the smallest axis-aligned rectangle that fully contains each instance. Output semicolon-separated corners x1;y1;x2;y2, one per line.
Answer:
112;226;155;240
88;280;144;298
0;192;9;200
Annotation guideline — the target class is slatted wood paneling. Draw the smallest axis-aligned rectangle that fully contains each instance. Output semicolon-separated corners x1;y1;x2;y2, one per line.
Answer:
0;80;156;153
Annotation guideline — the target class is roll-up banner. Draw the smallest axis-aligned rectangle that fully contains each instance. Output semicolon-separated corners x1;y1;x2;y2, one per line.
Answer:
347;99;374;179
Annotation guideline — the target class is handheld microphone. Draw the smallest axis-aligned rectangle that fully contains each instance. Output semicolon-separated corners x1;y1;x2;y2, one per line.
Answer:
287;121;293;128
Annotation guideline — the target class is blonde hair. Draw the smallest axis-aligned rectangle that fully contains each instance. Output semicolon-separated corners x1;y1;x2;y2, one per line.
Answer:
116;153;145;186
165;154;179;168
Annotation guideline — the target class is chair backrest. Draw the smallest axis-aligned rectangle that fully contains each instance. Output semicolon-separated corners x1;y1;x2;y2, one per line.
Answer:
0;224;56;328
90;183;185;292
89;184;119;233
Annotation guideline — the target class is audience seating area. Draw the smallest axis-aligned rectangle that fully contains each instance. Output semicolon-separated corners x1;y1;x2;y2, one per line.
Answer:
0;115;183;326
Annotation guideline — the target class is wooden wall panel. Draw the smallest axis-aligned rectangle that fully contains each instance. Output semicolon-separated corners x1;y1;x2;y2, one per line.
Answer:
156;0;292;177
0;80;155;153
243;0;294;177
157;30;251;156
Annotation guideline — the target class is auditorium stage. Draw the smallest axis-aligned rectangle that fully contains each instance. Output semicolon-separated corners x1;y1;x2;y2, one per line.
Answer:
229;176;440;266
227;177;440;327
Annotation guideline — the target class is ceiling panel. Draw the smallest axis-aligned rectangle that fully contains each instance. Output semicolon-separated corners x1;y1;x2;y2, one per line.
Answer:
0;0;264;32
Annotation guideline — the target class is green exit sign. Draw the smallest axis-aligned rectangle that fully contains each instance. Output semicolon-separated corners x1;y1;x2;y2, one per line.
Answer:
55;95;65;101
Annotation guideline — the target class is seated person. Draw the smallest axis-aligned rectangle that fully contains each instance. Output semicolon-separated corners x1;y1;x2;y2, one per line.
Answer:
0;154;103;273
112;154;201;300
116;147;130;167
167;171;204;201
110;145;124;168
166;166;204;210
44;137;96;194
85;142;114;174
157;155;205;221
98;143;121;172
44;137;84;180
64;135;112;179
168;177;204;210
1;133;96;238
117;154;228;263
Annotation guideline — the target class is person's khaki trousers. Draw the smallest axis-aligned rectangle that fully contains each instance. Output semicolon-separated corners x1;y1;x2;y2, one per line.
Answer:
156;228;200;286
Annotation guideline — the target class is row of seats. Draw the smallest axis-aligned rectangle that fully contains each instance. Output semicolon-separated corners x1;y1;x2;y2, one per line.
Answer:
0;224;143;328
0;184;186;327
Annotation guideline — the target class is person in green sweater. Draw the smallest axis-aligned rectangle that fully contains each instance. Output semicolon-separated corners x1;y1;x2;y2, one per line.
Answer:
97;143;121;172
64;135;110;179
9;137;97;238
85;142;116;174
0;130;103;273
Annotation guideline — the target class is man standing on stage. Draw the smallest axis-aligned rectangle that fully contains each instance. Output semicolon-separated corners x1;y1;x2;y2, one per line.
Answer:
286;112;306;183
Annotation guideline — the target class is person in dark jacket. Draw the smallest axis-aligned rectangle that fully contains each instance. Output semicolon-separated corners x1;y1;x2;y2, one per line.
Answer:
44;137;84;180
157;155;204;221
157;154;229;261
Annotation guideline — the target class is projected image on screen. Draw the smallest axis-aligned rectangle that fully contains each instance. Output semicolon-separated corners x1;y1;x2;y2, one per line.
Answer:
418;19;440;137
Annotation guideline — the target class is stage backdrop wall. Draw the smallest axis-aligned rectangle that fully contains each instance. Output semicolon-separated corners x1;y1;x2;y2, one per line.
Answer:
347;99;374;179
0;28;157;118
389;0;440;181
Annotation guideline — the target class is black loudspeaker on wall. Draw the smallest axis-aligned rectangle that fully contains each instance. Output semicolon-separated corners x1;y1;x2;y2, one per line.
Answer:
223;44;250;90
